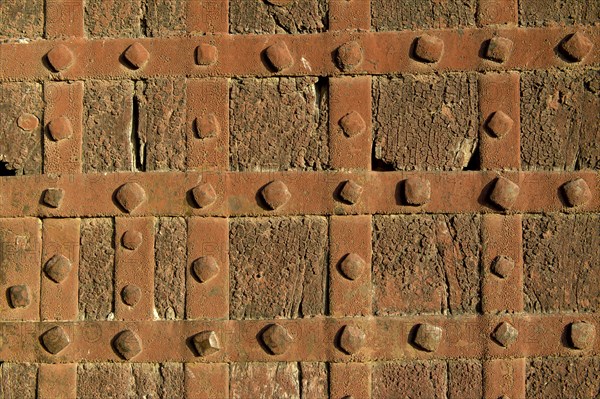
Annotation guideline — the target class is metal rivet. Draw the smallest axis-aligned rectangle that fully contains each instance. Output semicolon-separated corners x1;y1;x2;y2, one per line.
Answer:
265;41;294;72
486;111;514;138
261;180;291;210
569;321;596;350
192;256;220;283
46;44;74;72
122;230;143;250
414;323;443;352
262;323;293;355
336;41;363;71
8;285;30;308
339;253;365;281
561;178;592;207
339;180;363;204
123;42;150;69
339;111;366;138
193;114;220;139
43;188;65;208
115;182;146;213
192;330;221;356
121;284;142;307
485;37;514;63
195;43;218;66
493;322;518;348
41;326;71;355
413;35;444;63
17;113;39;131
560;31;593;62
47;117;73;141
44;254;72;283
491;255;515;279
488;177;520;210
403;177;431;206
192;183;217;208
339;325;366;355
113;330;142;360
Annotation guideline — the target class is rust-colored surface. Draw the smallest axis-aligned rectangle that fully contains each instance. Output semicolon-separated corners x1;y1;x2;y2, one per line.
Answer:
0;0;599;398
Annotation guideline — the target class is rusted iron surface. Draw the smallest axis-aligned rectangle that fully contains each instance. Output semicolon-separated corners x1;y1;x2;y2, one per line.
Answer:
1;0;599;397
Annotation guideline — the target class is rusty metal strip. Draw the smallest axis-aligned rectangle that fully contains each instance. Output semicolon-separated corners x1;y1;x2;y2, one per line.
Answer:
45;0;84;39
0;218;42;321
41;218;80;321
482;215;524;313
43;81;84;174
0;171;597;217
114;217;155;321
479;72;521;170
329;76;372;170
38;363;77;398
330;363;372;399
179;6;229;396
329;0;371;31
478;0;518;25
186;0;228;34
186;217;229;320
329;3;374;396
1;26;598;81
484;358;526;399
477;3;526;392
186;79;229;170
482;215;525;397
1;314;598;363
329;215;372;316
185;363;230;399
